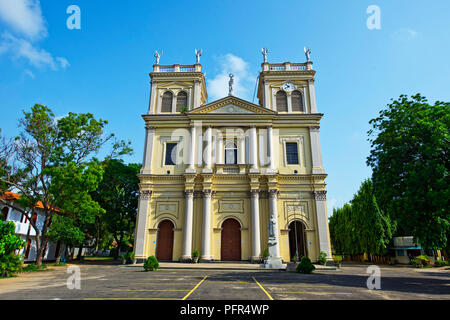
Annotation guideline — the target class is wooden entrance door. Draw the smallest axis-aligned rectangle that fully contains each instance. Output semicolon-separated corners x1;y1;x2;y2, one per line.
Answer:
156;220;174;261
221;219;241;261
288;221;307;260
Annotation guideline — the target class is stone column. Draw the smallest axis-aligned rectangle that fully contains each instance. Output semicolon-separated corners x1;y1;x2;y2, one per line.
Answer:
238;135;245;165
313;190;332;260
201;189;212;261
134;191;152;262
181;190;194;261
287;93;292;113
251;190;261;261
203;126;213;173
216;130;223;165
148;80;157;114
267;126;275;173
263;80;270;109
186;125;196;173
264;189;285;268
249;126;258;172
141;126;155;174
308;79;317;113
194;80;201;108
309;126;325;174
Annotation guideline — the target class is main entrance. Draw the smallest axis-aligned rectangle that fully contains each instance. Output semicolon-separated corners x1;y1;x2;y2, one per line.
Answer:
221;218;241;261
156;220;174;261
288;221;307;260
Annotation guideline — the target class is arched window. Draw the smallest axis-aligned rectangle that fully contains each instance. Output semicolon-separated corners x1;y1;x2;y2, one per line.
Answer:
176;91;188;112
161;91;173;113
225;142;237;165
291;91;304;112
276;91;288;112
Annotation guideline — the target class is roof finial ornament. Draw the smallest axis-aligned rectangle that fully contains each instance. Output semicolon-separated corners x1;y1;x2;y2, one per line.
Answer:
195;49;202;64
228;74;234;96
261;48;268;63
304;47;311;62
154;50;163;65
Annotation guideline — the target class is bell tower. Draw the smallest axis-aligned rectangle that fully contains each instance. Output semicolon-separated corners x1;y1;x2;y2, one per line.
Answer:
257;60;317;114
147;60;207;114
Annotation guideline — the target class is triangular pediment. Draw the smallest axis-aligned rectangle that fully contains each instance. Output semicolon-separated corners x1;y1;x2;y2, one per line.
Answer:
188;96;276;114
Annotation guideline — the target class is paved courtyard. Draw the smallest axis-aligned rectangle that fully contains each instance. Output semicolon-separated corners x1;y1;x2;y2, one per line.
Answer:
0;262;449;300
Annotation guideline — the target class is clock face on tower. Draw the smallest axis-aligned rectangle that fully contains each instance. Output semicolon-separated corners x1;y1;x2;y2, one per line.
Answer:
282;82;295;92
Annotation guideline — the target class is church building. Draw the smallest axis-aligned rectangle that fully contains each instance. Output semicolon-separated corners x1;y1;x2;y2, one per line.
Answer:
134;51;332;265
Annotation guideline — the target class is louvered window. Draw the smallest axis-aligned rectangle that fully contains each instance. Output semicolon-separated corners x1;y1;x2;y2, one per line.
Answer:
291;91;304;112
165;143;177;165
276;91;288;112
176;91;188;112
225;142;237;165
286;142;299;165
161;91;173;113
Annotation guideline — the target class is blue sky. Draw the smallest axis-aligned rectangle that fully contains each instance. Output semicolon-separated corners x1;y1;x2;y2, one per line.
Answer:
1;0;449;215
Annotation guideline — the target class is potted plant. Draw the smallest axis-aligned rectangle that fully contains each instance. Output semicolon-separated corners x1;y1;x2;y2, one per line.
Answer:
120;253;127;265
192;249;200;263
262;248;269;261
318;251;327;265
128;251;136;264
333;255;343;268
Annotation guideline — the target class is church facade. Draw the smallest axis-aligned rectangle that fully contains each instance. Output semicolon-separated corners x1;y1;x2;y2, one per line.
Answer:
134;55;332;264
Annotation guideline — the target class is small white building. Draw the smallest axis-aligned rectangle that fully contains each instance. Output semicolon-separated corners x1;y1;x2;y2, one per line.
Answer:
390;236;422;264
1;192;58;263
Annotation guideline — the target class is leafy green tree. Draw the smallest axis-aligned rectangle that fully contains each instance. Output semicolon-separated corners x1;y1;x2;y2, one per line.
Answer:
351;179;393;256
0;104;131;265
47;215;85;263
0;221;25;277
91;159;140;259
367;94;450;250
329;180;393;258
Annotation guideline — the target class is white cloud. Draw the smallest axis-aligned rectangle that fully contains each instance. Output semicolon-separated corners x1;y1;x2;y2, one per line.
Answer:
0;32;68;70
0;0;47;40
207;54;257;102
392;28;418;40
56;57;70;69
0;1;69;73
24;69;35;78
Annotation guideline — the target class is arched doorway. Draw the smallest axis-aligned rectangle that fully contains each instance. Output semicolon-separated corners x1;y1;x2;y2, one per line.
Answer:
156;220;174;261
288;221;307;260
221;218;241;261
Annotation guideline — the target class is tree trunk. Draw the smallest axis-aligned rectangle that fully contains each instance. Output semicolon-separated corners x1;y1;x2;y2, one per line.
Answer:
55;244;62;264
76;243;84;260
35;234;42;266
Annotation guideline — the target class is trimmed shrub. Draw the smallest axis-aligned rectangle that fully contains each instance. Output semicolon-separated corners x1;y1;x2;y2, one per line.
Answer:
434;260;449;267
0;253;23;277
144;256;159;271
416;255;431;266
21;263;47;272
318;251;327;264
297;257;315;274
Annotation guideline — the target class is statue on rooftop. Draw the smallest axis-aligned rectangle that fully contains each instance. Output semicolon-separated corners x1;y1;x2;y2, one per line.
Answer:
261;48;269;63
228;74;234;96
304;47;311;62
154;50;163;65
195;49;202;64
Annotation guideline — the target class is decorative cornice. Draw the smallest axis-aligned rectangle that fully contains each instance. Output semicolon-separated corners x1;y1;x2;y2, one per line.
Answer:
269;189;279;199
184;190;194;197
312;190;327;201
139;190;152;200
188;96;276;115
309;126;320;132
